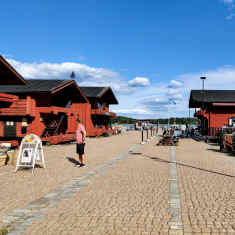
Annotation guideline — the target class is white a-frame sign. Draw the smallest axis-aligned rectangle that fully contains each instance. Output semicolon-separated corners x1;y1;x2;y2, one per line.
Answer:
15;134;46;174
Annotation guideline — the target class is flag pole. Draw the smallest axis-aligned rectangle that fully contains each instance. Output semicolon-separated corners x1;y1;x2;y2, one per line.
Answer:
167;87;169;130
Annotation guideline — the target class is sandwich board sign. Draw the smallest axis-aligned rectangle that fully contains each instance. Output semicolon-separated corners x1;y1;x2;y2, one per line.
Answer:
15;134;46;174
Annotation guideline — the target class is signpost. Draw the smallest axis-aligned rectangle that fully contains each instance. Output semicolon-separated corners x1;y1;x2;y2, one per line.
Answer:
15;134;46;174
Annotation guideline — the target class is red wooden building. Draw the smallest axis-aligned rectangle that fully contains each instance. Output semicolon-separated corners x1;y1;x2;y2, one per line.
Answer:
80;87;118;136
189;90;235;136
0;56;118;146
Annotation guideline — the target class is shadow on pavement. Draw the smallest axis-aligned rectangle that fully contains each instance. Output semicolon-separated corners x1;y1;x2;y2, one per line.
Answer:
207;143;219;146
129;150;142;155
66;157;80;166
207;148;235;158
207;148;221;153
140;154;235;179
16;164;43;172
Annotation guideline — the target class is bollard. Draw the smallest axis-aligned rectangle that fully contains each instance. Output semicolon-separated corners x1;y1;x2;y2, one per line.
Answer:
147;129;149;140
141;129;144;144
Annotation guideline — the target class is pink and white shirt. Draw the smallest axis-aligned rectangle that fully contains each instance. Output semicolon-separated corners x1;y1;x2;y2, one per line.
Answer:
76;124;86;144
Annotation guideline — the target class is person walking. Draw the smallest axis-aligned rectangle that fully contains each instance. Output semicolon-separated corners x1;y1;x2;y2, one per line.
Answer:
76;118;87;168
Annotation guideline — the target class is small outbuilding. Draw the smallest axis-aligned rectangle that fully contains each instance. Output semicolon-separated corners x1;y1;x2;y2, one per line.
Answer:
80;87;118;136
189;90;235;136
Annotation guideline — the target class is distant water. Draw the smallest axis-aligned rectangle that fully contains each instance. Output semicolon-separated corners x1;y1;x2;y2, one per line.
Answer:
157;124;198;129
113;123;197;130
112;124;134;129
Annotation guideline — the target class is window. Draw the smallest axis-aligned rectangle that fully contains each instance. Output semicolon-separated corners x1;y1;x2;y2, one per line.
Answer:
6;121;14;126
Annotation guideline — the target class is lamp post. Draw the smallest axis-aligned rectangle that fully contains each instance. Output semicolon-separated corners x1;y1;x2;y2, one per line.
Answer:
200;76;206;90
200;76;206;135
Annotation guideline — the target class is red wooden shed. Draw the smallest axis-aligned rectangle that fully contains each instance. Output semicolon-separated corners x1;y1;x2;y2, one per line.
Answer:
0;56;119;145
0;79;89;145
80;87;118;136
189;90;235;136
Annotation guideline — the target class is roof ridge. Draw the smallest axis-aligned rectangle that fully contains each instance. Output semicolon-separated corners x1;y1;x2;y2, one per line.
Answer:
50;80;74;91
97;87;109;97
26;79;73;81
80;86;106;88
0;55;27;85
192;89;235;91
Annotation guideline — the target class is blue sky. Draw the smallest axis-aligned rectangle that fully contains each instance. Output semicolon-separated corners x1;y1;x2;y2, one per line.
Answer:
1;0;235;118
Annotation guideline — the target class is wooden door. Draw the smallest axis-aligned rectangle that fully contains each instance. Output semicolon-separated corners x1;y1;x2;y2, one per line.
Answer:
4;121;16;137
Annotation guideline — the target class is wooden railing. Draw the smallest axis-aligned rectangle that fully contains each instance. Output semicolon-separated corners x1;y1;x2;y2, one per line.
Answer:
91;108;116;117
0;96;36;117
0;99;28;116
39;106;71;115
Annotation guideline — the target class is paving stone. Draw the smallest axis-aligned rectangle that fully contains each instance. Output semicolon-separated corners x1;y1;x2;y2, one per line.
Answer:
175;139;235;234
2;136;235;234
22;138;170;234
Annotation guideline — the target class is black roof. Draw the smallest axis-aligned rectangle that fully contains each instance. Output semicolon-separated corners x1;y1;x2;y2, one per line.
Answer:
0;55;27;85
0;79;73;93
80;87;109;98
80;87;118;104
189;90;235;108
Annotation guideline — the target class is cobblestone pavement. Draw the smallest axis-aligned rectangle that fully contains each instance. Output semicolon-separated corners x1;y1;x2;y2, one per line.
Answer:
2;136;235;234
175;139;235;234
0;131;141;219
23;138;172;235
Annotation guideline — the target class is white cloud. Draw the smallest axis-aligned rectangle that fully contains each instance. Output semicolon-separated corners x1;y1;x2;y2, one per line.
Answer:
128;77;150;87
6;58;133;94
2;54;14;58
224;0;233;3
112;108;153;115
178;66;235;90
6;57;235;119
114;65;235;118
5;57;156;117
222;0;235;19
167;88;184;101
167;80;183;88
8;59;117;81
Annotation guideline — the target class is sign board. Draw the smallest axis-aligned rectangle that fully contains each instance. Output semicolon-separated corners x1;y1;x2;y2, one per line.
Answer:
22;148;33;163
15;134;46;174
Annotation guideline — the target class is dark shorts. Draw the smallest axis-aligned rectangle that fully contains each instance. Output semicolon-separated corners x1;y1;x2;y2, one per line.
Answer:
76;143;85;155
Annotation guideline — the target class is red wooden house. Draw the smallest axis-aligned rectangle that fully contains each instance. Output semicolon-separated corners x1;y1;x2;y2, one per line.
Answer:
189;90;235;136
80;87;118;136
0;78;89;145
0;56;118;146
0;56;27;85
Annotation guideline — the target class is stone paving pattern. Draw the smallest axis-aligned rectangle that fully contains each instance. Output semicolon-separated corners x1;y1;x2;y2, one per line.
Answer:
0;131;141;219
2;134;235;234
2;142;145;234
24;140;171;235
175;139;235;234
